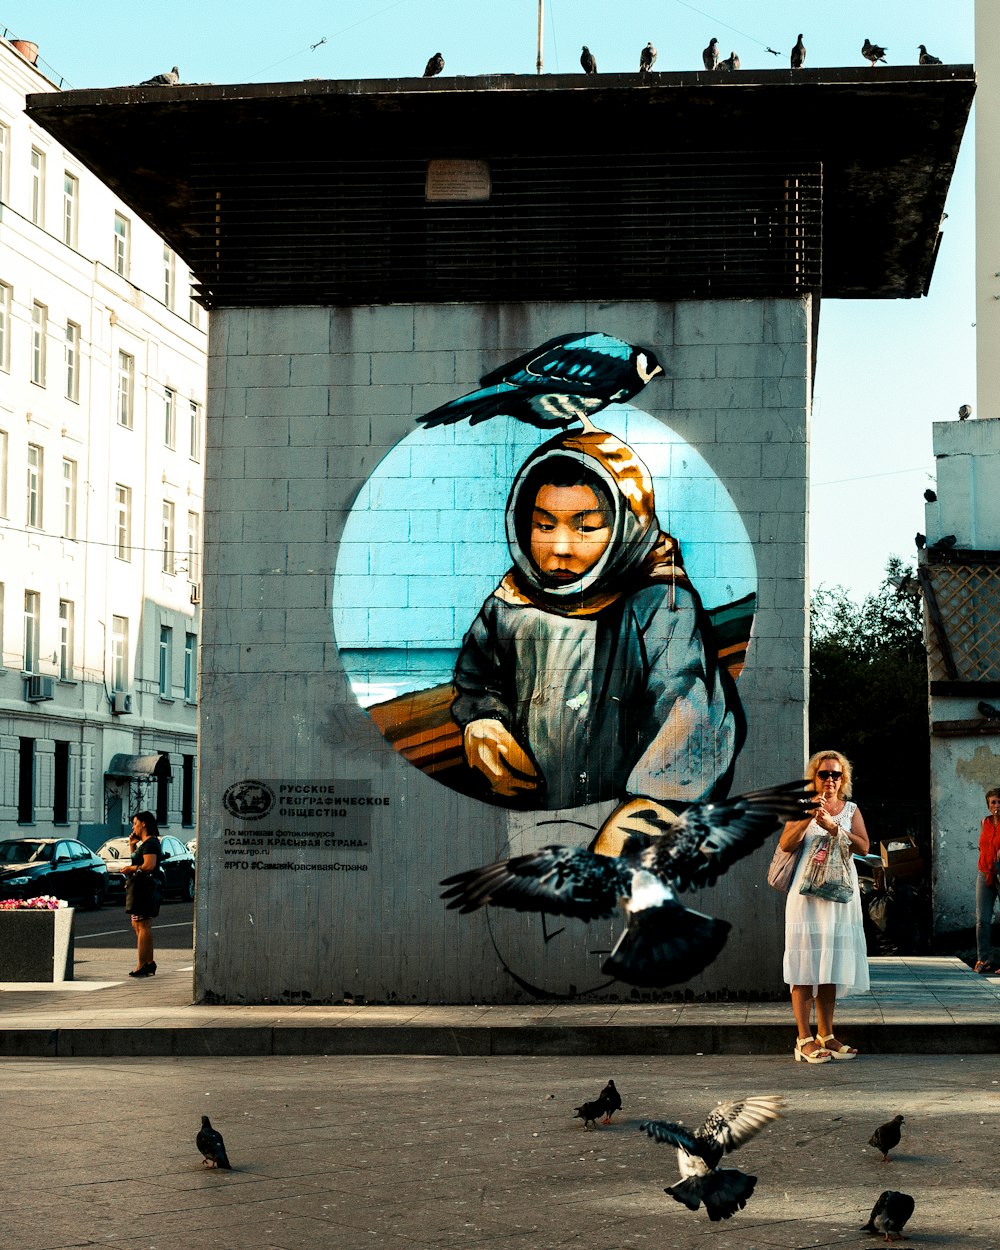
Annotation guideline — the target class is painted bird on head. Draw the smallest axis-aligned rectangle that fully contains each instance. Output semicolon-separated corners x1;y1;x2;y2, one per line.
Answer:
441;781;816;988
417;332;663;433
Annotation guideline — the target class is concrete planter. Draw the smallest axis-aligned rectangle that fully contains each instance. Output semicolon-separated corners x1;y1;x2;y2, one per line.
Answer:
0;908;75;981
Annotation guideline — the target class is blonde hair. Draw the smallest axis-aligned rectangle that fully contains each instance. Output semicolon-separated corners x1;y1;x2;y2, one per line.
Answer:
806;749;853;799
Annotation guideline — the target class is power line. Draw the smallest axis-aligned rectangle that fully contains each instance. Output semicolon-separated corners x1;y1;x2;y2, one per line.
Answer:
813;466;933;487
668;0;780;56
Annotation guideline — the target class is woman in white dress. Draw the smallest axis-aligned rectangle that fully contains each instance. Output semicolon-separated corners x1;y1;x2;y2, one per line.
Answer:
779;750;870;1063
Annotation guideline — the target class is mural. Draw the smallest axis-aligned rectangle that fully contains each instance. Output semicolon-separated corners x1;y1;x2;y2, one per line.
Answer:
333;333;757;841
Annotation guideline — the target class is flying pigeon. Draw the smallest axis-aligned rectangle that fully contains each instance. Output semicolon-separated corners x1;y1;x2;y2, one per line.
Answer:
640;1094;785;1222
978;701;1000;721
868;1114;904;1162
573;1098;607;1130
718;51;740;72
862;39;888;66
918;45;942;66
959;404;973;420
923;489;937;503
790;34;806;69
702;38;720;71
914;533;926;550
580;46;597;74
639;42;657;73
930;534;957;550
441;781;816;988
423;52;445;77
862;1190;915;1241
140;66;179;86
417;332;663;432
196;1116;232;1169
598;1079;622;1124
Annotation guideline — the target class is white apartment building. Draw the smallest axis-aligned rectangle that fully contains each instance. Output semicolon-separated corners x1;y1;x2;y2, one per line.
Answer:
0;38;206;846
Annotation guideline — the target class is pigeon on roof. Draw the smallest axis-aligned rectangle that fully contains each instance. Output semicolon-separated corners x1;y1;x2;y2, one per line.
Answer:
196;1116;232;1169
441;781;816;988
790;35;806;70
639;42;657;73
417;331;662;432
958;403;973;420
597;1080;623;1124
918;45;943;66
977;701;1000;721
862;39;888;66
423;52;445;77
930;534;957;550
923;488;937;503
914;533;926;550
867;1114;904;1162
580;46;597;74
862;1190;915;1240
640;1094;785;1222
140;66;179;86
703;38;720;71
718;51;740;72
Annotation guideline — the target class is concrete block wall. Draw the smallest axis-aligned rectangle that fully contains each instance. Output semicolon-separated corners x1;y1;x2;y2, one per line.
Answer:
196;297;812;1003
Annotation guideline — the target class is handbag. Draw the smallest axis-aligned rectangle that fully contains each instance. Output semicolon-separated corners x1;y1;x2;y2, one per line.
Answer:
767;842;801;893
798;831;853;904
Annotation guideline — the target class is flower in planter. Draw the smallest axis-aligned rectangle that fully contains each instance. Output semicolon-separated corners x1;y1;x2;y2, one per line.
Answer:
0;895;67;911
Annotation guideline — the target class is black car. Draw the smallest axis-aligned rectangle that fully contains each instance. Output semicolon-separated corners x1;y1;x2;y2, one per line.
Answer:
0;837;108;909
97;834;196;903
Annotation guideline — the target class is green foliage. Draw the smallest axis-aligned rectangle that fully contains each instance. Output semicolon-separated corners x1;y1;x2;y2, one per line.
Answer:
809;556;928;819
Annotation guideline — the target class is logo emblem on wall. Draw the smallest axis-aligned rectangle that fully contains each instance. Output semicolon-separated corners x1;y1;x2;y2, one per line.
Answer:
222;780;276;821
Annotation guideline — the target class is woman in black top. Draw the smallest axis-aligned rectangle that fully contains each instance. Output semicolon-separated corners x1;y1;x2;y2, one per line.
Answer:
122;810;163;977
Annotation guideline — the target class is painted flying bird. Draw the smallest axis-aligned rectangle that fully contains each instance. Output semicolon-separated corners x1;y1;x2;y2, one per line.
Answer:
978;701;1000;721
417;332;663;432
573;1098;607;1130
639;42;657;73
923;489;937;503
862;1190;915;1241
196;1116;232;1169
868;1114;904;1162
423;52;445;77
862;39;888;66
441;781;816;988
918;44;942;66
790;34;806;70
931;534;957;550
140;65;179;86
703;38;720;71
640;1094;785;1222
959;403;973;420
597;1079;622;1123
580;46;597;74
718;51;740;72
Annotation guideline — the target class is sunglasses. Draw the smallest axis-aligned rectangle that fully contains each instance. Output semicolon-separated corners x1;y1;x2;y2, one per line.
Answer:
816;770;843;781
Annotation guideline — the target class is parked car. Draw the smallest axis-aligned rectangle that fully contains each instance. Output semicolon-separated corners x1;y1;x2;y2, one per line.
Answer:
0;838;108;909
97;834;196;903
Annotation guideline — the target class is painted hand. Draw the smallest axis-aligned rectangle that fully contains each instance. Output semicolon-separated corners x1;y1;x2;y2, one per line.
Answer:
463;719;540;797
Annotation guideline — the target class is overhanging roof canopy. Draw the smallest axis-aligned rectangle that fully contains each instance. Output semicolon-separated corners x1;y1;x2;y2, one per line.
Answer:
106;753;172;781
26;67;974;308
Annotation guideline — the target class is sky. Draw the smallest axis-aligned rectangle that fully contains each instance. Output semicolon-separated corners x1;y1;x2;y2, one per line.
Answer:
1;0;976;601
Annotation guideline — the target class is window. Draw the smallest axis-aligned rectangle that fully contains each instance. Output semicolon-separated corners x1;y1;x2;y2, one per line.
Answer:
30;147;45;227
62;457;77;539
188;291;201;328
23;590;40;673
164;387;176;448
0;583;4;667
184;632;197;701
159;625;173;696
0;122;9;203
0;428;7;517
54;741;70;824
162;500;175;573
18;737;34;824
111;615;128;690
65;321;80;400
0;281;10;371
26;444;43;528
163;245;175;308
114;484;131;560
117;350;134;427
113;211;130;276
31;301;46;385
62;173;78;247
187;510;201;582
181;754;195;826
58;599;74;679
189;400;202;461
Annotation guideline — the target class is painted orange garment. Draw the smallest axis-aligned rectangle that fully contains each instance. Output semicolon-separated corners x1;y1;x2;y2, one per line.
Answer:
978;815;1000;886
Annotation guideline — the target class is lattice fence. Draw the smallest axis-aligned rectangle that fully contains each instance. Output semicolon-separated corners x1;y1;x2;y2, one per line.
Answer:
923;561;1000;682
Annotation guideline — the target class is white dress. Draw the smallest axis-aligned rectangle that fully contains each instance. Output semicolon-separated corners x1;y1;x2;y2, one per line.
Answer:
782;801;870;996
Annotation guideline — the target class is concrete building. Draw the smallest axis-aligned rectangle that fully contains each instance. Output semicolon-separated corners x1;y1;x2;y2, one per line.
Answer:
0;39;206;858
27;66;972;999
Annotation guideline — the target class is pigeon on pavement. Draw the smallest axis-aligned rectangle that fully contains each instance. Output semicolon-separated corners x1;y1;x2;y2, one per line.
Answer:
918;45;942;65
640;1094;785;1221
718;51;740;72
790;35;806;69
862;39;888;66
140;66;179;86
441;781;816;988
598;1079;623;1123
417;331;662;432
862;1190;915;1241
868;1114;904;1162
639;42;657;73
423;52;445;77
581;46;597;74
574;1097;607;1130
703;38;719;70
197;1116;232;1169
